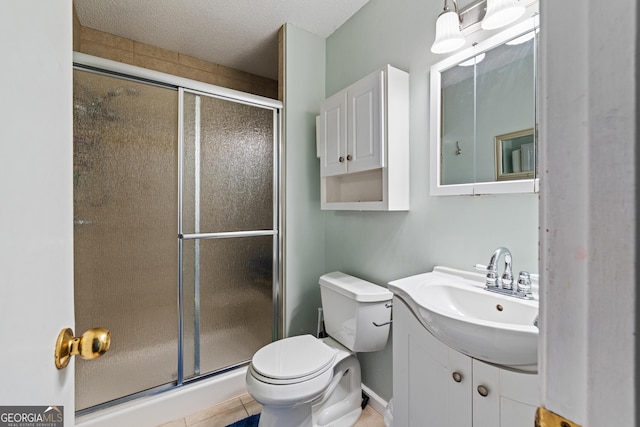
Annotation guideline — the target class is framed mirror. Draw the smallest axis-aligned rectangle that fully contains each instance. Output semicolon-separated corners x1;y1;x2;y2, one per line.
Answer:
430;16;539;195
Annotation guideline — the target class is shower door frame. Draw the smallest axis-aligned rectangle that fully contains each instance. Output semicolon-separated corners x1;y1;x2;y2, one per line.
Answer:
73;52;284;413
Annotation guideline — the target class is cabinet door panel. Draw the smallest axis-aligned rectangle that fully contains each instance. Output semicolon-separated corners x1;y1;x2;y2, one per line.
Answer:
472;359;500;427
449;349;473;426
395;298;471;427
320;92;348;176
348;70;383;173
409;335;448;426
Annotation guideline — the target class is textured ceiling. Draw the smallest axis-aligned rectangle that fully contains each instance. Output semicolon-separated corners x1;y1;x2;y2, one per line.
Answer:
74;0;370;80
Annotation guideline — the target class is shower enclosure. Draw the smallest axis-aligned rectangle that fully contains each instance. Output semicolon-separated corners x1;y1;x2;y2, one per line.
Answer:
72;56;282;412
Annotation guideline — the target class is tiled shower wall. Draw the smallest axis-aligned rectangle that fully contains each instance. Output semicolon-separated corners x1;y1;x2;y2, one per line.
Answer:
72;10;278;99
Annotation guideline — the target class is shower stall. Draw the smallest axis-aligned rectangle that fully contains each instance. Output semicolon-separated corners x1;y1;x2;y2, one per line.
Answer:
72;54;282;413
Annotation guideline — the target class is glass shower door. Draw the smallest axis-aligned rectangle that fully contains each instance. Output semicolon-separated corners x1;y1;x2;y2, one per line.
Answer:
73;66;281;412
180;91;278;379
73;69;179;411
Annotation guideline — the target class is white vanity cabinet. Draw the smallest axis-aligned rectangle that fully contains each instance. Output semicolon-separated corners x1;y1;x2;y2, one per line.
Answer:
393;297;539;427
317;65;409;210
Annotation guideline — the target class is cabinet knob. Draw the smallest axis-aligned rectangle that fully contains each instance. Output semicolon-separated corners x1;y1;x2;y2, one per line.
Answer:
452;371;463;383
477;385;489;397
338;156;344;163
346;154;352;161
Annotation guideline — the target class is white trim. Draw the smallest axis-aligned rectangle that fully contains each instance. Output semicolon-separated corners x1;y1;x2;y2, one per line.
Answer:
361;384;388;417
73;52;282;110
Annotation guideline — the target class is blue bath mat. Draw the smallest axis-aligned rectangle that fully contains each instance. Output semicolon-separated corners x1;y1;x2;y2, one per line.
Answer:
226;413;260;427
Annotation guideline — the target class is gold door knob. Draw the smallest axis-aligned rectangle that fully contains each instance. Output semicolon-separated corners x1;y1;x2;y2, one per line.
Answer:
55;327;111;369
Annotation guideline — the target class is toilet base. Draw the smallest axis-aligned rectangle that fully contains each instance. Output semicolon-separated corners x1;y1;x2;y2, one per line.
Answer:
312;354;362;427
315;407;361;427
252;352;362;427
249;338;364;427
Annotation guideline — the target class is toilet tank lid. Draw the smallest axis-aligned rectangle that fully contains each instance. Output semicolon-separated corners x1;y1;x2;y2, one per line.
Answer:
319;272;393;303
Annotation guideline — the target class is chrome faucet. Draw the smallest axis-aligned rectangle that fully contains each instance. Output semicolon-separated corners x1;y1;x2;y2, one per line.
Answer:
477;247;533;299
486;246;514;290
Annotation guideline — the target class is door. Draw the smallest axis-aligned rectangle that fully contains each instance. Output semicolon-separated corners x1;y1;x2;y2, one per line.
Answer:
347;70;383;173
180;90;277;380
0;1;75;423
320;91;348;177
393;298;472;427
73;69;180;411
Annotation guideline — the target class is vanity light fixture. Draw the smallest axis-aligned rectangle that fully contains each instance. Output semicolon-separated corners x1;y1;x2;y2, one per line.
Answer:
430;0;465;54
430;0;527;54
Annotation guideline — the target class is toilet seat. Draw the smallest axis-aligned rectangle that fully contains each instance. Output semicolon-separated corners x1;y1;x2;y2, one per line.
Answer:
251;335;337;385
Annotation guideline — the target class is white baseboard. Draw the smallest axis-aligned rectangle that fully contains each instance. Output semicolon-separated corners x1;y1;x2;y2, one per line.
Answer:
361;384;388;416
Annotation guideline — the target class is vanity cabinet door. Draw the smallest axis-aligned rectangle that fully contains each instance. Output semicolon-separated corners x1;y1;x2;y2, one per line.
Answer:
393;297;472;427
472;359;539;427
472;360;500;427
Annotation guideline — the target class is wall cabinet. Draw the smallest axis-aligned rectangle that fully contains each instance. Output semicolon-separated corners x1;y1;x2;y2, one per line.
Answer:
317;65;409;210
393;297;539;427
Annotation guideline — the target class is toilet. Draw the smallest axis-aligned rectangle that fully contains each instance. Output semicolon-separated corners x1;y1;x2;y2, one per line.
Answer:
246;271;393;427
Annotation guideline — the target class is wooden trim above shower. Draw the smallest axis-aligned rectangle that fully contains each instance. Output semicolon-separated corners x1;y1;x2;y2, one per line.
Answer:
75;24;277;100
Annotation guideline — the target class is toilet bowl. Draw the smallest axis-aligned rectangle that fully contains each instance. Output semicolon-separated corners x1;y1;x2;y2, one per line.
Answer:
246;272;392;427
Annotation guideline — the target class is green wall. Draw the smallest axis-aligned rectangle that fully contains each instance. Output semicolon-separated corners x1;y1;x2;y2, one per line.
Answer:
323;0;539;401
284;0;539;402
282;24;327;337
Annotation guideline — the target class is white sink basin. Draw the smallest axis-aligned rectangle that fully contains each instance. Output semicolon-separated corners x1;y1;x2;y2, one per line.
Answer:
388;266;539;372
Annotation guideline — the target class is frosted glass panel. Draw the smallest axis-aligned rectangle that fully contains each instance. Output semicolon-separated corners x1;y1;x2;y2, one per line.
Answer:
73;70;179;410
182;93;275;233
183;236;273;378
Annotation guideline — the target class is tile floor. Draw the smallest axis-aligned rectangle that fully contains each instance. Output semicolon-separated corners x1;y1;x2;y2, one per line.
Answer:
157;393;385;427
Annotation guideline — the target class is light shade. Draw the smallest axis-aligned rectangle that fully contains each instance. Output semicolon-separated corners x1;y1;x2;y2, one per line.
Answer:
431;9;465;54
481;0;525;30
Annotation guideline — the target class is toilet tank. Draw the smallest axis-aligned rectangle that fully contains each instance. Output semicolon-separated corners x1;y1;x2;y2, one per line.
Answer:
319;272;393;352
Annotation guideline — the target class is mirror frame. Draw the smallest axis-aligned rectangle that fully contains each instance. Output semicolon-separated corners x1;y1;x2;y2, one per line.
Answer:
429;16;540;196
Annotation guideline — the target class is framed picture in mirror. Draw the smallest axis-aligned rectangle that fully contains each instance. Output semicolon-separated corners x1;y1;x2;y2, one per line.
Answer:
495;128;535;181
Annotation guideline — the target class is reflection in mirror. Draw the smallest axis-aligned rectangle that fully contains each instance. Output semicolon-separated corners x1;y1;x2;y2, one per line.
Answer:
475;35;535;183
495;128;535;181
431;16;539;195
441;58;474;185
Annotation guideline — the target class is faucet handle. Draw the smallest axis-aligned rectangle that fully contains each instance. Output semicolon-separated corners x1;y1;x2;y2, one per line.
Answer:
516;271;532;295
475;264;499;288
